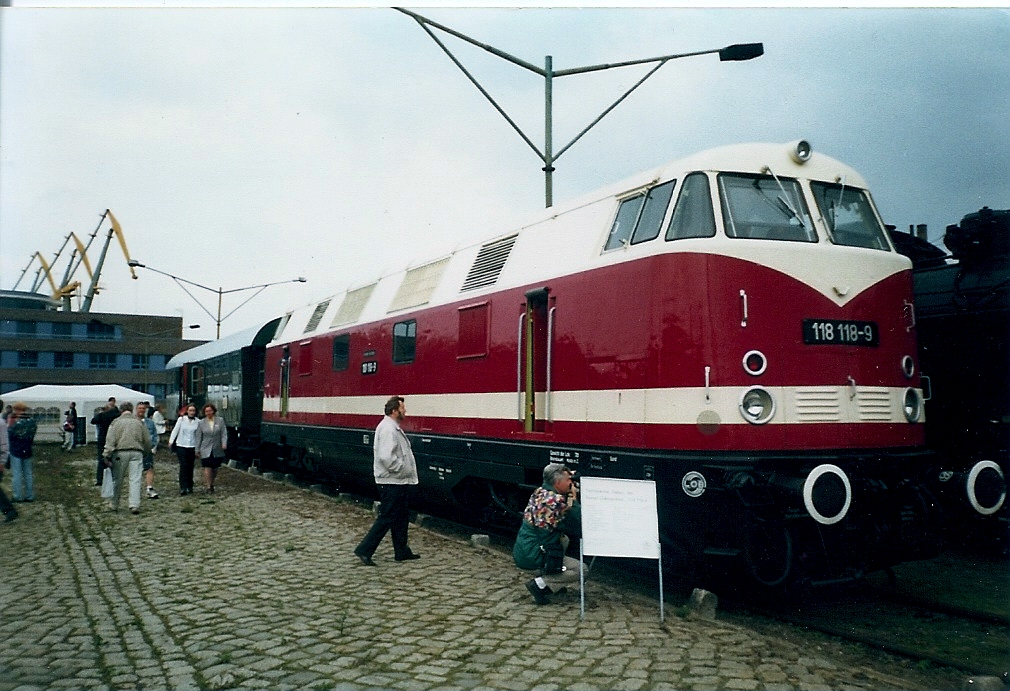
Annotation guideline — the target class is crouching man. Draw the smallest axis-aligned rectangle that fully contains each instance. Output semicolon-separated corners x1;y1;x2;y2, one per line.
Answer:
513;462;582;605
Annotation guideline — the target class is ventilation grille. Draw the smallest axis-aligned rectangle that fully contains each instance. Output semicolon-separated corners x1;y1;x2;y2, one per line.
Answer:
330;284;376;328
461;234;517;292
303;299;331;334
857;387;892;421
794;388;841;422
388;258;450;313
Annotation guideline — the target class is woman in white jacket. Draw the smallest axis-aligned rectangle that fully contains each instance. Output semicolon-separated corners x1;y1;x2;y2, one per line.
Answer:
168;404;199;495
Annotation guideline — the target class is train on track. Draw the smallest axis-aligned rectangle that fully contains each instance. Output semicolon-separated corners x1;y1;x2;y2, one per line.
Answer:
167;140;1006;588
891;207;1009;550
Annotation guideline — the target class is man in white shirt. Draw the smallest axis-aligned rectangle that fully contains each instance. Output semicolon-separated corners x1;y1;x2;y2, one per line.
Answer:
353;396;420;566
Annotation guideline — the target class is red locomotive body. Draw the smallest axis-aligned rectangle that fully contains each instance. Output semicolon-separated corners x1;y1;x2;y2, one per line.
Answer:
260;141;948;586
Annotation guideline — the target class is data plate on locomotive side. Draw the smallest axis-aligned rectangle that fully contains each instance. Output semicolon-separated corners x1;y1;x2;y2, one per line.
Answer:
802;319;879;346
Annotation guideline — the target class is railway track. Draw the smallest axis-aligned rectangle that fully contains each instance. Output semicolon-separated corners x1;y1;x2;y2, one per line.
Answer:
721;575;1009;679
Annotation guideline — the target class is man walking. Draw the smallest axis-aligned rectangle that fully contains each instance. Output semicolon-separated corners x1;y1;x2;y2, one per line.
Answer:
0;400;18;523
91;398;120;486
353;396;420;565
102;402;153;515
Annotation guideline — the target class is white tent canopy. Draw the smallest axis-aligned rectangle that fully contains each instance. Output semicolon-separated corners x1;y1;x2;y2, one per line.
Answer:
3;384;153;444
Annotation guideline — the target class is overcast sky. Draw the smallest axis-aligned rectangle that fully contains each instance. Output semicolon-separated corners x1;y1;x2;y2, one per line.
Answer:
1;5;1008;338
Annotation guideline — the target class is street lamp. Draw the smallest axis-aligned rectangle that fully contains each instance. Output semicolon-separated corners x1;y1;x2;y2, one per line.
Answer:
127;261;307;339
397;8;764;207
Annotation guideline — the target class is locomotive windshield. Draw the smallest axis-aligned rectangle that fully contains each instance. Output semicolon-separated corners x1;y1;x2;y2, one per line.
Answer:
718;173;816;242
810;181;891;250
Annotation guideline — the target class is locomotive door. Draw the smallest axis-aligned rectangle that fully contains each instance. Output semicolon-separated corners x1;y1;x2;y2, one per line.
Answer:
280;346;291;418
520;287;551;432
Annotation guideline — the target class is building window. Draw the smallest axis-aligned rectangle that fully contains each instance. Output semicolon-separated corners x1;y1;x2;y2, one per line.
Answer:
89;353;117;369
17;351;38;368
332;334;350;371
132;354;150;370
392;320;416;364
86;322;116;340
52;322;73;339
16;321;37;337
54;352;74;369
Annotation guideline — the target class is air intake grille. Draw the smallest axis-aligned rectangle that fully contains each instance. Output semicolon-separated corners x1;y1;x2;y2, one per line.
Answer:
388;258;450;313
461;234;517;292
794;388;841;421
303;299;331;333
330;284;376;328
857;387;892;421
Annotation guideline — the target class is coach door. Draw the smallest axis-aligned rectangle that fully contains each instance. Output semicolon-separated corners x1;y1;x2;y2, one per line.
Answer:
519;287;552;432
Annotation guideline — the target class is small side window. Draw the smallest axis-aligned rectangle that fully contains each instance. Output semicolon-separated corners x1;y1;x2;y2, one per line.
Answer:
392;320;416;364
630;180;675;244
666;173;716;240
332;334;350;371
604;180;676;251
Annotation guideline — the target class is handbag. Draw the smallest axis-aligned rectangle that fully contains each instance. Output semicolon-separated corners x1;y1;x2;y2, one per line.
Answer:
541;539;566;575
100;467;115;499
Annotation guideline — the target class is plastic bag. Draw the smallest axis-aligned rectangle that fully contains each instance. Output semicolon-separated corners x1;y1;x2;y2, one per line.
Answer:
100;467;115;499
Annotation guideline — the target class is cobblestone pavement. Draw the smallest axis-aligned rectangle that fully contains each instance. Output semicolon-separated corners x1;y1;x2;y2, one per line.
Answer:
0;447;960;691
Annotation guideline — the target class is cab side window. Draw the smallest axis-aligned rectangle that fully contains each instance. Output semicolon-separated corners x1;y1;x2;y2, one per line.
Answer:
604;180;675;250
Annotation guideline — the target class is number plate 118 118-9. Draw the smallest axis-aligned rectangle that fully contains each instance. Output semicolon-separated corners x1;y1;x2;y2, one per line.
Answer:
802;319;879;346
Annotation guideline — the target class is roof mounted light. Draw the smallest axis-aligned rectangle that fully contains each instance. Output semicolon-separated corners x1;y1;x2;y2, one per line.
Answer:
788;140;812;164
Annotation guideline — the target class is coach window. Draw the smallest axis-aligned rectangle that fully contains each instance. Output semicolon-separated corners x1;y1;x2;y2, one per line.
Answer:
809;181;890;250
667;173;716;240
720;173;816;242
332;334;350;371
392;320;416;364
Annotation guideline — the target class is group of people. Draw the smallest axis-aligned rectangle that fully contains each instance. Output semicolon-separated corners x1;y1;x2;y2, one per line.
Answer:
0;399;39;523
5;390;578;603
91;398;228;512
354;395;582;606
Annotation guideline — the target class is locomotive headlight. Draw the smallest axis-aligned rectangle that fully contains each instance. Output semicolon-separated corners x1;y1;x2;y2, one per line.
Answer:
788;139;812;164
739;387;775;425
902;387;923;422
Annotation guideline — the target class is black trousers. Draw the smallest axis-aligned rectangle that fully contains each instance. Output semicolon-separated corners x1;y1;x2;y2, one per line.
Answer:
0;487;15;517
355;484;414;560
176;446;196;491
95;437;107;485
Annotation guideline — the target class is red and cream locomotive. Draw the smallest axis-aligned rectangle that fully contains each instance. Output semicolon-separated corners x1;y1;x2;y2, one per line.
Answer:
258;140;975;587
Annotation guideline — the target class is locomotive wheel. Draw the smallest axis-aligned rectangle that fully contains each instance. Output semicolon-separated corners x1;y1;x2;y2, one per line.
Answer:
744;519;793;587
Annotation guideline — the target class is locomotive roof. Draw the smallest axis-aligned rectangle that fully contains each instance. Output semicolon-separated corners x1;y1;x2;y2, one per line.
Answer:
272;141;879;346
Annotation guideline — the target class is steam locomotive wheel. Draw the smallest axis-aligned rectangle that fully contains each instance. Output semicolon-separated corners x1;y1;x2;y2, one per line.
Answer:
744;519;794;587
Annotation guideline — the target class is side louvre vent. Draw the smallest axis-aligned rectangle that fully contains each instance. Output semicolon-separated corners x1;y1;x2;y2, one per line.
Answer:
330;284;376;328
303;299;331;334
461;234;517;292
388;258;450;313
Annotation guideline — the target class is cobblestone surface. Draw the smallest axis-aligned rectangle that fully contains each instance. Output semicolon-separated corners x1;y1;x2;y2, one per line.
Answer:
0;447;960;690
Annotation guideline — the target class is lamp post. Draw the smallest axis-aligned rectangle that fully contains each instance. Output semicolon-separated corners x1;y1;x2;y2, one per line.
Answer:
397;8;763;207
127;261;307;339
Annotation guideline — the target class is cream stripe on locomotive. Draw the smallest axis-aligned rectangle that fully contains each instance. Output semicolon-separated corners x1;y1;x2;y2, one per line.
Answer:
263;384;922;425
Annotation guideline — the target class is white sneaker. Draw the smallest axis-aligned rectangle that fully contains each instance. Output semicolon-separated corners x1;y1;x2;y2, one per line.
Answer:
146;487;159;499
